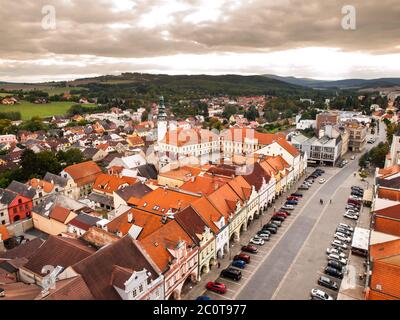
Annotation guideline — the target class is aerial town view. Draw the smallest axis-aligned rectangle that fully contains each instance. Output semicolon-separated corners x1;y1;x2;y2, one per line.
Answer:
0;0;399;312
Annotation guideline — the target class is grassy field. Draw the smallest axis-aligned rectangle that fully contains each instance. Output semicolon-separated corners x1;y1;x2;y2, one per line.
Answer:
41;87;88;95
0;86;87;95
0;101;96;120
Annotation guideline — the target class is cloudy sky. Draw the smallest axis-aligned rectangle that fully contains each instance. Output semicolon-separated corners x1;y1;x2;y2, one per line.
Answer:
1;0;400;82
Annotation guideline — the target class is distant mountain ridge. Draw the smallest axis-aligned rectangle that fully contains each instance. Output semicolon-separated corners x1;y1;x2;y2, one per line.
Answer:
263;74;400;89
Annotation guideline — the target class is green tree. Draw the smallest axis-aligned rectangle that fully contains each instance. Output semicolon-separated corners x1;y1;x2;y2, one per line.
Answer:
57;148;83;166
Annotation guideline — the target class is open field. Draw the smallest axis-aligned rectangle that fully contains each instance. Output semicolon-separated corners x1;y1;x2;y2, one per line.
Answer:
0;85;87;95
0;101;96;120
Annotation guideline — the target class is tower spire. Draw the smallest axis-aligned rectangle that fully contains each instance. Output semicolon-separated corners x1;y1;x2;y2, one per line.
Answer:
158;95;167;121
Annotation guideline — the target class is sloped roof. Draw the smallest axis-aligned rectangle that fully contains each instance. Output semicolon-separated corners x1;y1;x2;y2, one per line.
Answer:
49;206;72;223
180;174;231;195
7;181;36;199
40;275;94;300
72;236;160;300
28;178;54;193
43;172;68;187
63;161;102;186
114;182;152;202
0;237;44;260
92;173;135;195
136;164;158;180
68;214;101;231
240;162;272;191
175;206;209;244
23;236;96;277
140;220;194;272
106;208;165;239
132;188;200;215
191;197;223;233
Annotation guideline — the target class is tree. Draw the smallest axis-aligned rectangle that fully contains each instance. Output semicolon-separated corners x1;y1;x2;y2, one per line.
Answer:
20;149;61;180
244;106;258;121
57;148;83;166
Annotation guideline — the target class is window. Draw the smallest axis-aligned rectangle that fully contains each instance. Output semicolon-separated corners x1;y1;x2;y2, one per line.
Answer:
139;284;144;292
13;208;17;214
18;199;22;204
1;220;5;225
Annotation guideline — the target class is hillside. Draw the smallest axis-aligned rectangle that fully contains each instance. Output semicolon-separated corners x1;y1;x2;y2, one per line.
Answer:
263;74;400;90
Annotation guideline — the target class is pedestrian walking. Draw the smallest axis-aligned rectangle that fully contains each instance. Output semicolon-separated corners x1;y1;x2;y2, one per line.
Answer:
217;262;221;269
330;199;332;204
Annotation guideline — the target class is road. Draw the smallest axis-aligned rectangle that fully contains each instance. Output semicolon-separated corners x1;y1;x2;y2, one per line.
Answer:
236;121;385;300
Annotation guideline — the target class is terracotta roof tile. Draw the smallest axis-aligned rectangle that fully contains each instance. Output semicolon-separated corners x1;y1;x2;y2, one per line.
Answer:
63;161;102;187
140;220;194;272
49;206;72;223
72;236;160;300
23;236;95;276
132;188;200;215
106;208;165;239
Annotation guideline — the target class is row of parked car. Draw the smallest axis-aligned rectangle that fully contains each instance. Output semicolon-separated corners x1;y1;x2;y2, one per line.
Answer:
310;222;355;300
203;174;314;297
310;186;362;300
343;186;364;221
298;169;326;190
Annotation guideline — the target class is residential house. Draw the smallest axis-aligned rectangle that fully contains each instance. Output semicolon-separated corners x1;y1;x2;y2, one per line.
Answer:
19;235;96;286
68;236;164;300
140;220;198;300
31;194;88;236
113;182;152;209
60;161;103;199
175;206;216;280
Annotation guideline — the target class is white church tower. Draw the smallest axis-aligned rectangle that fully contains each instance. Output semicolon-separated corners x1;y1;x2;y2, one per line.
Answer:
157;95;168;142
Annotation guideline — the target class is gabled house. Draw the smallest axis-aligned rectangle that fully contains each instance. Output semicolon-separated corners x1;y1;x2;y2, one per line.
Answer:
60;161;103;199
31;194;88;236
67;235;164;300
140;220;198;300
175;206;216;280
19;235;96;286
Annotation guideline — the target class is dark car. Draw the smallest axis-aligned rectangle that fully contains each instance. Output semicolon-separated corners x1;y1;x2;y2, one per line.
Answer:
271;215;285;222
286;200;298;206
241;245;258;254
196;295;212;301
221;267;242;281
258;230;271;236
324;266;343;279
348;199;361;206
291;192;303;197
234;253;250;263
269;220;281;227
316;169;325;174
318;276;339;291
263;227;277;234
328;260;343;271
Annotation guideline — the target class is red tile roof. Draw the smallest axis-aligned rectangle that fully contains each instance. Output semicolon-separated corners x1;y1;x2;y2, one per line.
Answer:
132;188;200;215
180;173;231;195
63;161;102;186
49;206;72;223
106;208;165;239
140;220;195;272
92;173;135;195
23;236;96;277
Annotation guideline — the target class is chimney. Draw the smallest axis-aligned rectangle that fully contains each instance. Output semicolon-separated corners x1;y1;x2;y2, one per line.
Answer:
127;212;133;223
161;216;167;224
